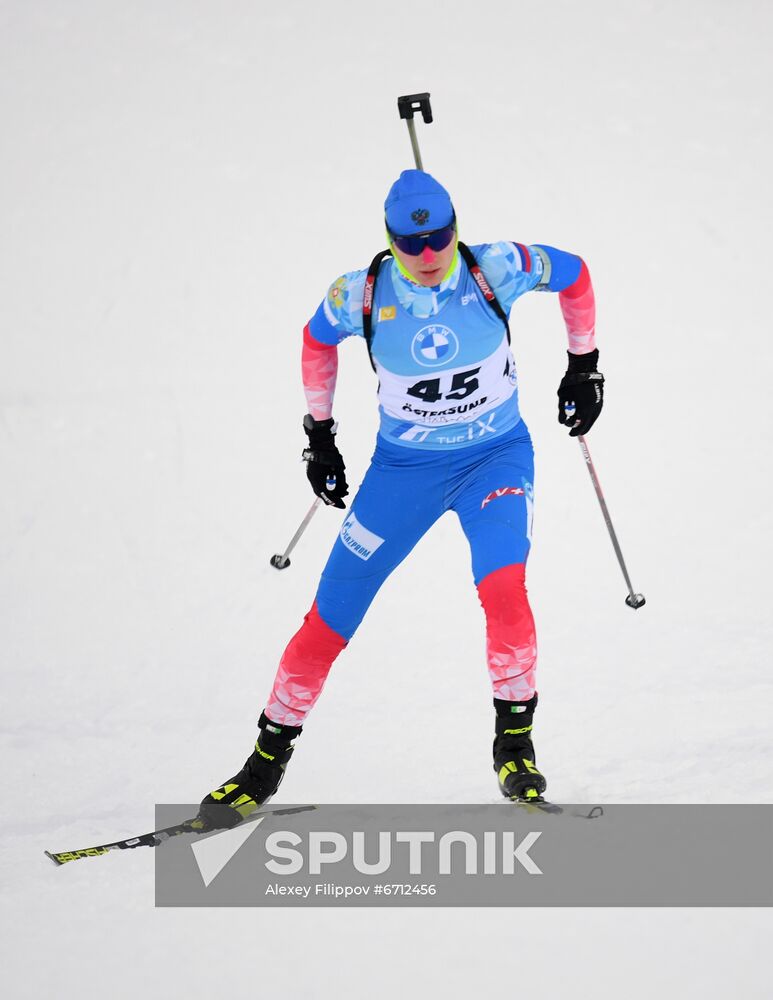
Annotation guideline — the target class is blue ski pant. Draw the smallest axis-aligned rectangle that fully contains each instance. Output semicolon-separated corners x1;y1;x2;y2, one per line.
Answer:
265;421;538;726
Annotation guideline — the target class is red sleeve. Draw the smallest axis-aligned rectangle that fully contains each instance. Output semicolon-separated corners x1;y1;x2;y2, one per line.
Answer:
302;323;339;420
558;260;596;354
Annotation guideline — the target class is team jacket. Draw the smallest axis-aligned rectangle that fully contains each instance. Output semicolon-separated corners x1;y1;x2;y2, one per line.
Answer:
302;241;596;450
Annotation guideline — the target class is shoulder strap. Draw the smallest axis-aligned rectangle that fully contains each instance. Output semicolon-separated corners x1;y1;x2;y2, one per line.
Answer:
457;241;511;345
362;249;393;373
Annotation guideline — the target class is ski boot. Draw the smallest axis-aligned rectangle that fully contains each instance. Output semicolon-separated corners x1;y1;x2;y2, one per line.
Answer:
198;712;302;830
493;694;547;803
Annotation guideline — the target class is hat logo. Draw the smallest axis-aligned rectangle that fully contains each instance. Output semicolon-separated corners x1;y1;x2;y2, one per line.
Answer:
411;208;430;227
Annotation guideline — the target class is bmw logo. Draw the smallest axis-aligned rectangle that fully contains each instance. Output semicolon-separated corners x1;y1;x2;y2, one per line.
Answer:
411;324;459;368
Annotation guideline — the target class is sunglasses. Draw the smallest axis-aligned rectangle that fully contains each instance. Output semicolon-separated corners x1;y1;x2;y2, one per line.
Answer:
388;217;457;257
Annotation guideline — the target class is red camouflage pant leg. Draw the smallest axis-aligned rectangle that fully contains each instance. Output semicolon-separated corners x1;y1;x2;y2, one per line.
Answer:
476;563;537;701
264;601;347;727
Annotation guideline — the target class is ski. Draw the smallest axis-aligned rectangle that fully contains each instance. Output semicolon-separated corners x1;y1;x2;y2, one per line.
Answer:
44;805;316;866
508;795;604;819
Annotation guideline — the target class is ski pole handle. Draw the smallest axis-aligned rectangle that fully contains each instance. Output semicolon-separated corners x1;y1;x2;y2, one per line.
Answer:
575;434;646;610
397;92;432;170
270;497;323;570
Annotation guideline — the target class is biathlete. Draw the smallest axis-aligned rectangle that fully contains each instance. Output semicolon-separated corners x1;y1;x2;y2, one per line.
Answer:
200;169;604;825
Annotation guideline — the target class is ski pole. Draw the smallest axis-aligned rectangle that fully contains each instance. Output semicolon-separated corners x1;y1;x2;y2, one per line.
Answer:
576;435;646;610
270;497;323;571
397;93;433;169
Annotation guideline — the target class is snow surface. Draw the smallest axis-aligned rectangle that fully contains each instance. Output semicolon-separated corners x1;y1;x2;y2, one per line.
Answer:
1;1;772;997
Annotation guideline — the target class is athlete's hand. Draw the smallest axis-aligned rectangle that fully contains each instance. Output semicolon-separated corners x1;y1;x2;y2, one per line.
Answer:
302;415;349;509
557;349;605;437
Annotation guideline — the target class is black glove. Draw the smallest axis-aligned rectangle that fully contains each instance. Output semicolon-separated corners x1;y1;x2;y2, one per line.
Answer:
302;415;349;509
557;349;605;437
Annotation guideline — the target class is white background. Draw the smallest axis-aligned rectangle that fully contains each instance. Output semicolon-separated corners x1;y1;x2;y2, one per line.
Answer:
1;1;771;996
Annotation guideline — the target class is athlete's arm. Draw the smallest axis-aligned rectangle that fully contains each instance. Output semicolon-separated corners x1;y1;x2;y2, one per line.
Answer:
519;244;603;435
302;327;339;421
475;242;596;355
302;271;367;420
526;244;596;355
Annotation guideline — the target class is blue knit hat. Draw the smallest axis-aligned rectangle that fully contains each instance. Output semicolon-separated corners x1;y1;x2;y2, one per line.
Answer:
384;169;454;236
